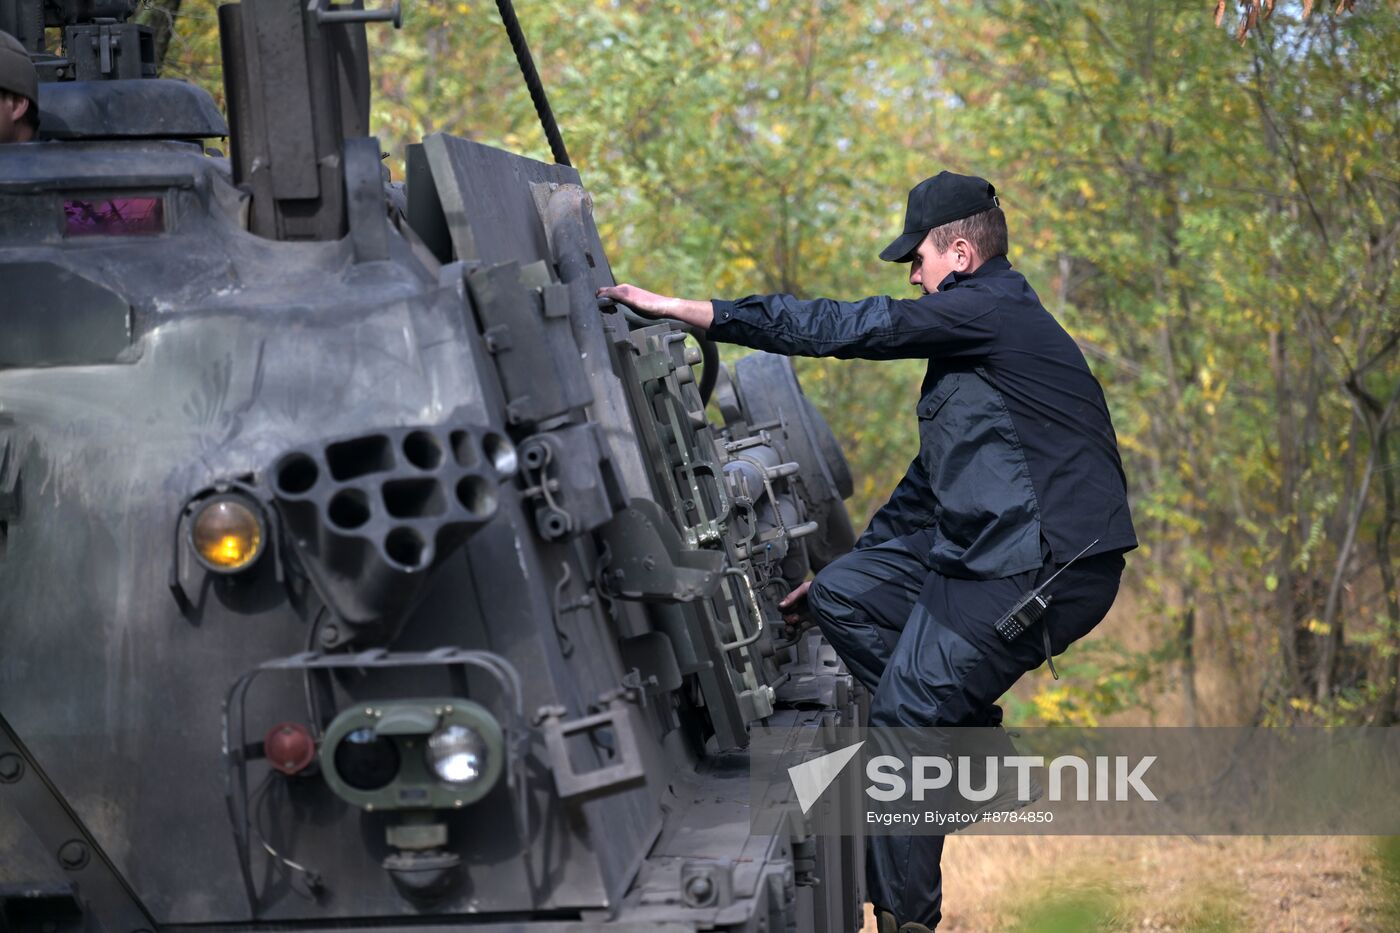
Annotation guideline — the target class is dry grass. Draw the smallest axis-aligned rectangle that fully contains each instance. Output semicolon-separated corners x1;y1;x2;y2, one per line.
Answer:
860;835;1389;932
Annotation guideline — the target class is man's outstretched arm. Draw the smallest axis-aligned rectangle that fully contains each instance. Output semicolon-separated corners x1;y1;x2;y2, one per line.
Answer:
597;284;996;361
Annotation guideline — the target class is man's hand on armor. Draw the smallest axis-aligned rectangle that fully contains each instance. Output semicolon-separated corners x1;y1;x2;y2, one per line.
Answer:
596;283;671;319
596;284;716;330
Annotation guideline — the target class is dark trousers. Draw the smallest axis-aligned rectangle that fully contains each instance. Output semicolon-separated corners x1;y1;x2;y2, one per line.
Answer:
807;528;1124;928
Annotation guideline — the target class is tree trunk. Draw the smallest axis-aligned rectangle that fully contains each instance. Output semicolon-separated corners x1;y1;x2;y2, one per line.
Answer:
1181;604;1199;726
1269;329;1302;700
1368;392;1400;722
1316;423;1372;703
1376;437;1399;723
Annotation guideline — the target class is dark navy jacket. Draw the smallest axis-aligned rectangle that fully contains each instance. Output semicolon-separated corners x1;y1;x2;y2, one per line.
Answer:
709;255;1137;579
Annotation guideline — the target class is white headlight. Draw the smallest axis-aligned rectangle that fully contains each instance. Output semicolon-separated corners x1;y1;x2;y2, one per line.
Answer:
426;724;487;784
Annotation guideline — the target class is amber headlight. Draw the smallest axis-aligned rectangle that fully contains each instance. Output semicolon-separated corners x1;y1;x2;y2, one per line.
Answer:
189;494;265;573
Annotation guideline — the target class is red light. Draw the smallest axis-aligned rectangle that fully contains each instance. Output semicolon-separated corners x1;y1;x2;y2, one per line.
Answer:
264;722;316;776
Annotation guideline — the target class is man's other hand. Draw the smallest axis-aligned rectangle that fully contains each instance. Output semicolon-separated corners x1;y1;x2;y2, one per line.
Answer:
778;579;814;633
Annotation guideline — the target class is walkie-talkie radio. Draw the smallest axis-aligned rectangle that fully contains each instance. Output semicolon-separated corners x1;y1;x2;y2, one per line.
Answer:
992;538;1100;678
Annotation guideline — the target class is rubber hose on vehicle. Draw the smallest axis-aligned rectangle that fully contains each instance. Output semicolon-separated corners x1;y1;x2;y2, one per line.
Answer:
697;336;718;406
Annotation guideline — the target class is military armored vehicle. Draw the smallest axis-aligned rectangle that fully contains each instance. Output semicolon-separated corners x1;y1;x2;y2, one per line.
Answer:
0;1;867;930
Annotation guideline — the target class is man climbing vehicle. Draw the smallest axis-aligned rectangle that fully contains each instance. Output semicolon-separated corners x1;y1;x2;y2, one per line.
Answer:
598;170;1137;931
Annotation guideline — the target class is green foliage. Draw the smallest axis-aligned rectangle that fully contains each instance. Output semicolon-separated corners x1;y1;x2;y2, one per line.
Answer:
1380;836;1400;928
1008;878;1244;932
1010;890;1117;933
1003;639;1167;726
149;1;224;105
1013;885;1108;930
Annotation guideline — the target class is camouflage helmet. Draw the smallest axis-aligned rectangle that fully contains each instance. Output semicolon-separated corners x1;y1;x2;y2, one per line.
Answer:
0;30;38;118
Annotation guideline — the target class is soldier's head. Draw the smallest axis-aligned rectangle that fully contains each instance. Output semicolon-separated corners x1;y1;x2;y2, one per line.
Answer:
0;30;39;144
880;171;1007;294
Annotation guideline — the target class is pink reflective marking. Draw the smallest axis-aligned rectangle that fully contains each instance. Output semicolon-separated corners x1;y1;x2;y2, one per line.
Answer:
63;197;165;236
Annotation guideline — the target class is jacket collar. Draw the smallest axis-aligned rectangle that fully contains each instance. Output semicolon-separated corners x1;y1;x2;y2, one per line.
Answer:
937;254;1012;292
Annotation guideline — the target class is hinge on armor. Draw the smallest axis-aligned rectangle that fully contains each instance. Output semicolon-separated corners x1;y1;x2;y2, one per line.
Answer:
595;499;724;602
465;260;592;428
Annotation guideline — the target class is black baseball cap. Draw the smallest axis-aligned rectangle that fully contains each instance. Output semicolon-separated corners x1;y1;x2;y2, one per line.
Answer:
879;171;999;263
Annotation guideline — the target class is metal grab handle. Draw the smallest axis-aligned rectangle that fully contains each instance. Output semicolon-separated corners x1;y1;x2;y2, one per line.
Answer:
307;0;402;28
717;567;765;651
